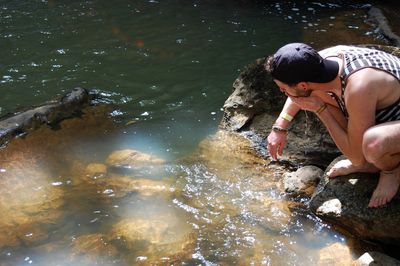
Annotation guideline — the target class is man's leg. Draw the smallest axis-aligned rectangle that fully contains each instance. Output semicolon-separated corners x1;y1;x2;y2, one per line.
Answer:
362;121;400;207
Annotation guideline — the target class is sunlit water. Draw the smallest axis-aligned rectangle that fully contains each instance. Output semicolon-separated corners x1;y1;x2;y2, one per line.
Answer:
0;0;393;265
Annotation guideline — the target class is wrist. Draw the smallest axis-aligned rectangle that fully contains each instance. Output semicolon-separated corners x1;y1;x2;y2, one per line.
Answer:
272;124;288;134
279;112;293;122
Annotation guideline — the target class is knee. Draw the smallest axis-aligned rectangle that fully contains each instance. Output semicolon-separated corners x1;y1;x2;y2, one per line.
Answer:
362;128;385;162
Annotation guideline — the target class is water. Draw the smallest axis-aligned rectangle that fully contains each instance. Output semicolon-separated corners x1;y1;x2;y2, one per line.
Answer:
0;0;393;265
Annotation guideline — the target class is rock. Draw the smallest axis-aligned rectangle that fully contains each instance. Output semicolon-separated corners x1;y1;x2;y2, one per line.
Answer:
283;165;324;196
220;58;286;132
0;159;65;249
70;234;119;264
0;87;90;146
0;225;20;249
97;175;174;198
367;7;400;47
109;214;196;264
353;251;400;266
317;242;353;266
315;199;342;217
310;156;400;245
85;163;108;175
105;149;166;166
248;198;292;234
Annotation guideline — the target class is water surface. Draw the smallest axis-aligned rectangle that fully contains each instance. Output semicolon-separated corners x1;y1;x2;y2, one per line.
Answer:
0;0;393;265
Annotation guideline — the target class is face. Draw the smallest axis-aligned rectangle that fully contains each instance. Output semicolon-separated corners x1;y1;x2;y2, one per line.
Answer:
274;80;312;97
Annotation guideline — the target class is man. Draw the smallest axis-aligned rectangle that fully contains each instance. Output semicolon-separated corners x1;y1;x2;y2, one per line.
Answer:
265;43;400;208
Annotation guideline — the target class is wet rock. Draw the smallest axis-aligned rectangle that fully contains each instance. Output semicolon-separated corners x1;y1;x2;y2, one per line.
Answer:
70;234;119;264
85;163;108;175
282;165;324;196
310;156;400;245
248;198;292;234
0;160;65;249
109;214;196;264
317;242;353;266
194;130;278;185
17;224;50;246
353;251;400;266
0;87;90;146
97;175;174;198
367;7;400;47
0;225;20;249
106;149;166;166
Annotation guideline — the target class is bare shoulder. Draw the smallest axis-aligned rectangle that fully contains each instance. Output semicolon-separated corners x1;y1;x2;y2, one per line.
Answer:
345;69;380;105
348;68;398;90
319;45;347;58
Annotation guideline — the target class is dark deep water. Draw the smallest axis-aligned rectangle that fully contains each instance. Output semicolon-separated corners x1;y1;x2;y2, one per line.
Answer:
0;1;398;265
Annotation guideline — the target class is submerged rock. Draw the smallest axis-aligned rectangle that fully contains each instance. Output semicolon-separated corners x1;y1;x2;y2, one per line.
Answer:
96;175;175;198
317;242;353;266
70;234;119;265
0;159;65;249
109;214;196;264
106;149;166;166
80;149;174;198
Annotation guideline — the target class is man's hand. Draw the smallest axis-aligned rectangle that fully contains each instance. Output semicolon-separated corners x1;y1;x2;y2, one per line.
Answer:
267;130;287;160
289;96;324;112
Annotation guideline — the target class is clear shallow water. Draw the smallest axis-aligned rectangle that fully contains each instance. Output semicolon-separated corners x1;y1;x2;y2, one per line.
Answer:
0;0;392;265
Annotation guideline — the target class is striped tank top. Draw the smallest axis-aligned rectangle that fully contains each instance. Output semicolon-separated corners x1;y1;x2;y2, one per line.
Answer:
325;45;400;124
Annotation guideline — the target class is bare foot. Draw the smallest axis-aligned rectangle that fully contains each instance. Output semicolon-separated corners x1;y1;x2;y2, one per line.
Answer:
368;167;400;208
326;159;379;178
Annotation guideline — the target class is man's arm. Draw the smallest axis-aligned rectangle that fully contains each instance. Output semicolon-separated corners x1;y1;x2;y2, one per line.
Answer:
275;97;301;128
317;77;377;165
267;97;300;160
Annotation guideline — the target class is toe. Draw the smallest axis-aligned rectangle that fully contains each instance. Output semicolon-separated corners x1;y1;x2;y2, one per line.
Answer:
368;192;380;208
377;197;384;207
368;198;375;208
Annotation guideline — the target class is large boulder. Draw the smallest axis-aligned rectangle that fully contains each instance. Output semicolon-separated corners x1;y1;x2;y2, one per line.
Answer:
310;157;400;245
220;58;285;131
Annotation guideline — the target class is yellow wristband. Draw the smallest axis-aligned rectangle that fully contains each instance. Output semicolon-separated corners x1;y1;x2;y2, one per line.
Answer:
280;112;293;122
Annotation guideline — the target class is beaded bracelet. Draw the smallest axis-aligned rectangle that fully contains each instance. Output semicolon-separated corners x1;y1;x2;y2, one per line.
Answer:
272;125;288;133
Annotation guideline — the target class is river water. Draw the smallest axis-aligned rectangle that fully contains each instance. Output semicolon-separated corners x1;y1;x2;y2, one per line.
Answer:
0;0;395;265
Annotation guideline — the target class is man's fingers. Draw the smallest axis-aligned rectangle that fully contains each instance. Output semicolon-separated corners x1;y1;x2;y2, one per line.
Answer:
278;143;284;156
267;143;277;160
267;143;279;160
